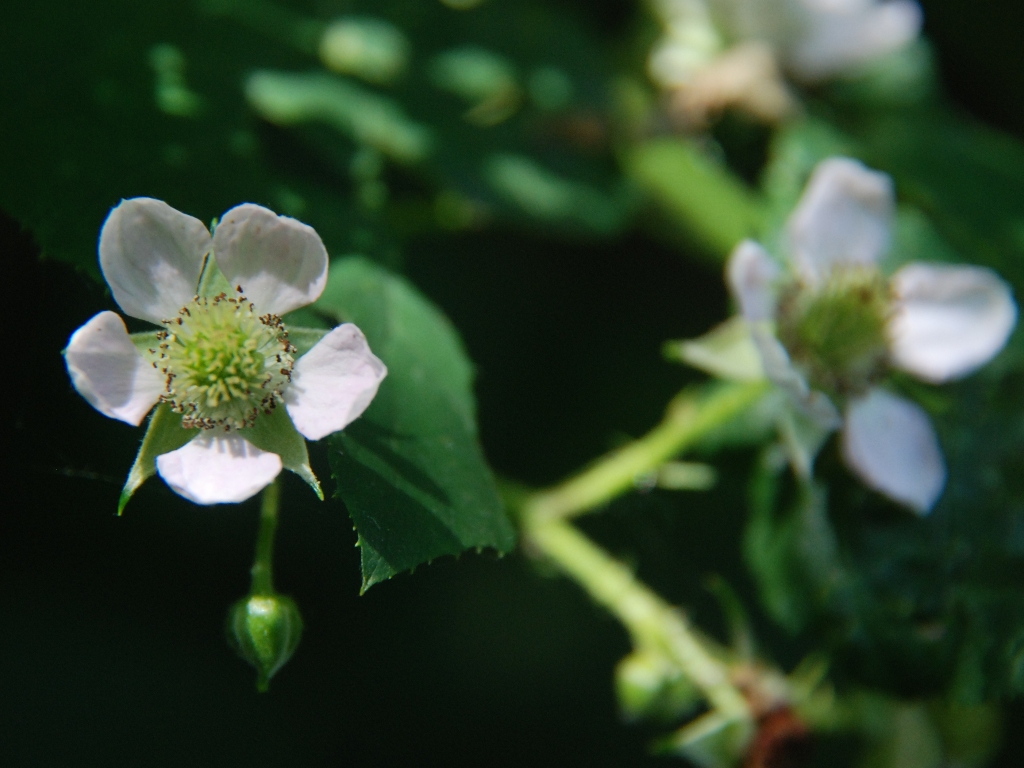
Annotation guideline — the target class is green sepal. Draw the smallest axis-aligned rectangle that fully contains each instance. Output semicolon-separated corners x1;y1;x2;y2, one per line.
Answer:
285;326;328;357
656;710;753;767
704;575;755;660
664;317;766;382
119;404;195;514
245;406;323;500
282;306;330;330
195;252;233;298
128;330;162;360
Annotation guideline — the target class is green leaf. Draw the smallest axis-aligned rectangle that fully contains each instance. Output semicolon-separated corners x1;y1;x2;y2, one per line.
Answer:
119;404;195;514
314;256;515;591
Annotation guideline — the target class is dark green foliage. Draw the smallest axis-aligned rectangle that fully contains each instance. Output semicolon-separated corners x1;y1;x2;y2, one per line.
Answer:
4;0;1024;762
0;1;362;275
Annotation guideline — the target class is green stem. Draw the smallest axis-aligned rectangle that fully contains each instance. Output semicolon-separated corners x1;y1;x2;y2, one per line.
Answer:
522;380;768;521
515;381;769;724
624;138;766;262
251;479;281;595
523;515;749;720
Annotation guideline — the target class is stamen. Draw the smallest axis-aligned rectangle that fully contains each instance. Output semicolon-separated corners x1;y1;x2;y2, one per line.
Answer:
151;292;294;431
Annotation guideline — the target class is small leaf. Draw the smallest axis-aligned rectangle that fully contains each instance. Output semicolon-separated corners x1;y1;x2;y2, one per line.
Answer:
314;256;515;590
119;404;195;514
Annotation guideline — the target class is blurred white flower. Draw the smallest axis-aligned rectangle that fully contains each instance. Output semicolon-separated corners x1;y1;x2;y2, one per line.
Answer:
648;0;922;123
726;158;1017;513
65;198;387;505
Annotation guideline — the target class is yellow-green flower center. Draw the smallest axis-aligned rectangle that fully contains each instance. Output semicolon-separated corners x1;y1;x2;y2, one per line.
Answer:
778;268;892;397
153;291;294;430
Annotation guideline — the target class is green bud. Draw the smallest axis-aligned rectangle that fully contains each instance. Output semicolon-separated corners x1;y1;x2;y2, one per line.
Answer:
615;649;700;722
226;593;303;692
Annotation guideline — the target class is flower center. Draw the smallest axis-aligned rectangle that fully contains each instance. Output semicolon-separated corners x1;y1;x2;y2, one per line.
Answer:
777;268;892;397
153;290;295;430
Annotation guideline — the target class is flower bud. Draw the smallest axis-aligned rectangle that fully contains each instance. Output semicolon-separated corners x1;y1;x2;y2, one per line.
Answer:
226;593;303;692
615;649;700;722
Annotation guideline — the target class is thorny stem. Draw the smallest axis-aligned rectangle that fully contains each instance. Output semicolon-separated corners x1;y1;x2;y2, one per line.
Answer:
523;515;750;720
516;381;770;725
251;478;281;595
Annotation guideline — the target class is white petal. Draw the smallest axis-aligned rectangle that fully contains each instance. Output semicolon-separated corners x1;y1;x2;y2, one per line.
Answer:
889;262;1018;383
726;240;780;322
787;157;893;285
285;324;387;441
842;387;945;514
156;434;282;505
99;198;212;324
64;311;165;426
787;1;923;81
212;204;328;315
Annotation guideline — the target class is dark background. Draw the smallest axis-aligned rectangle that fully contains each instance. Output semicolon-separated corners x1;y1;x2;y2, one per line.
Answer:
2;1;1022;765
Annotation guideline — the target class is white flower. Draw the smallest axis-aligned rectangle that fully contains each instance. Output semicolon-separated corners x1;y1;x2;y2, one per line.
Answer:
648;0;922;123
726;158;1017;513
711;0;923;82
65;198;387;506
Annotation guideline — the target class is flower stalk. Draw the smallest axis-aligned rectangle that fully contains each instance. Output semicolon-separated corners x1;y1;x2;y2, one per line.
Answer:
251;478;281;595
226;478;304;691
